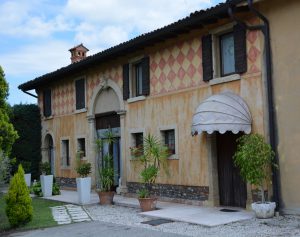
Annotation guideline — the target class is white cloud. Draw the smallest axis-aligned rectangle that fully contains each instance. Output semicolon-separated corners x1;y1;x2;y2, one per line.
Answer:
0;0;224;104
0;41;70;77
0;0;71;37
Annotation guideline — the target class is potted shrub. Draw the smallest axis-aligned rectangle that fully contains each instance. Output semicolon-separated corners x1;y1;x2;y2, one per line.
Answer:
20;161;31;187
40;161;53;197
95;130;116;205
233;133;277;218
75;151;92;204
131;134;169;212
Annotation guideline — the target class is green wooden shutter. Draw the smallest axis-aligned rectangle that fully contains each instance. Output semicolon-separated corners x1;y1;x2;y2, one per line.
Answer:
123;64;130;100
43;89;52;117
234;24;247;74
142;56;150;96
75;79;85;110
202;34;213;81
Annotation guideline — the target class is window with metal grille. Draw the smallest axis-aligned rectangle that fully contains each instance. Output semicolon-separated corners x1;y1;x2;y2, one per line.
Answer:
163;130;175;155
134;133;144;148
62;139;70;166
77;138;86;158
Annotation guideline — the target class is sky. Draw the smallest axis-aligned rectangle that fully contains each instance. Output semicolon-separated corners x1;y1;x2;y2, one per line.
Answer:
0;0;224;105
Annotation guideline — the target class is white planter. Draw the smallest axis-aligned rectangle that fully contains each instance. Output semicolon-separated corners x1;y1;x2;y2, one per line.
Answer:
40;175;53;197
24;173;31;187
251;202;276;219
76;177;91;204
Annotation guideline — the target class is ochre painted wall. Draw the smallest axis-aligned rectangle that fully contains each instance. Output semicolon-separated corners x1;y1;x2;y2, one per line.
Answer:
38;14;266;190
260;0;300;213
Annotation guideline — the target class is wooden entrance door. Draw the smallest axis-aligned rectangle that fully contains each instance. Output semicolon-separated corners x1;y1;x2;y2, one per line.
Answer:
216;132;246;208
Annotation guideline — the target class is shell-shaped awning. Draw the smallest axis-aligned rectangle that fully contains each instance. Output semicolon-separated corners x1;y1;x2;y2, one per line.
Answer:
192;92;252;135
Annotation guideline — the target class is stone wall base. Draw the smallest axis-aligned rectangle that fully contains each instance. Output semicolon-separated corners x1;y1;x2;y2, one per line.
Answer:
127;182;209;203
56;177;76;189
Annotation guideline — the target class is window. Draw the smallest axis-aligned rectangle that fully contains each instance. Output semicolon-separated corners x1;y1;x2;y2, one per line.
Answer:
77;138;86;158
123;56;150;100
220;32;235;76
132;61;143;97
134;133;144;148
43;89;52;117
202;24;247;81
61;139;70;167
162;130;175;155
75;78;85;110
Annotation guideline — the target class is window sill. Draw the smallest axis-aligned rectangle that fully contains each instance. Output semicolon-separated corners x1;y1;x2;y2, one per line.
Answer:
43;116;53;121
127;96;146;104
209;74;241;86
167;154;179;160
75;108;87;114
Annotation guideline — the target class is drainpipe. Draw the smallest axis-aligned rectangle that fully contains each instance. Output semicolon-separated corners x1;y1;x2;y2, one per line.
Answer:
22;90;38;98
228;0;281;211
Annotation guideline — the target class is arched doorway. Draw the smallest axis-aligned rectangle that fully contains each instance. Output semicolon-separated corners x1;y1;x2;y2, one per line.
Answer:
45;134;55;175
93;85;122;190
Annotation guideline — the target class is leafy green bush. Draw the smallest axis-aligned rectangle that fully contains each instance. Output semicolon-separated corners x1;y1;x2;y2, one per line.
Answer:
5;164;33;227
233;134;276;203
10;104;41;180
52;178;60;195
31;178;60;196
19;160;31;173
75;151;91;178
0;150;11;185
40;162;51;175
31;181;42;197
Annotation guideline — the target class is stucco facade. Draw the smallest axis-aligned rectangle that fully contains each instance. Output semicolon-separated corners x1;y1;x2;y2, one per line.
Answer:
259;0;300;214
31;8;270;208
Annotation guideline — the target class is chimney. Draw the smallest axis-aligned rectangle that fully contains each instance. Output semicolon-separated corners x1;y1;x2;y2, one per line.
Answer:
69;43;89;63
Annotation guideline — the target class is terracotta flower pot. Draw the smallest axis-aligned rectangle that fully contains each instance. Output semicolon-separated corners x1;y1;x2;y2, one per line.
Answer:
138;197;157;212
97;191;115;205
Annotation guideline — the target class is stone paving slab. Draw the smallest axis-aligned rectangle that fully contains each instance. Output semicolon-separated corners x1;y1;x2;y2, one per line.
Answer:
51;204;91;225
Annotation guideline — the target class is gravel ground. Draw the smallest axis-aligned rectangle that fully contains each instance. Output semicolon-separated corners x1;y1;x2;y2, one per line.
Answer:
86;205;300;237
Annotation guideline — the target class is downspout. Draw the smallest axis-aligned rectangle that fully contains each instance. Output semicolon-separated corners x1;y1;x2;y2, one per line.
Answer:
228;0;281;211
22;90;38;99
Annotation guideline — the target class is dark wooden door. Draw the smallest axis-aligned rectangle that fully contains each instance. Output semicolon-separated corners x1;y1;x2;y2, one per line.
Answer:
217;132;246;208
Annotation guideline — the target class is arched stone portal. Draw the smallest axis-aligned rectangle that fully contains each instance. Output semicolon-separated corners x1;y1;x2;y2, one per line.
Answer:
87;78;127;194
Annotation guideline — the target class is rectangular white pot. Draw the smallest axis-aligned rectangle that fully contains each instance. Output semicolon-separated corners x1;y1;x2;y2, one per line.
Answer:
76;177;91;204
40;175;53;197
24;173;31;187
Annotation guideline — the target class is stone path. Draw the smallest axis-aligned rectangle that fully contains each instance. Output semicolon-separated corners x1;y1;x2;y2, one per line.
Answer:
51;204;91;225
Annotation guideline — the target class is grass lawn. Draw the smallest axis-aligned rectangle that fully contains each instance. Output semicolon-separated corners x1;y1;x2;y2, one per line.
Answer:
0;193;64;234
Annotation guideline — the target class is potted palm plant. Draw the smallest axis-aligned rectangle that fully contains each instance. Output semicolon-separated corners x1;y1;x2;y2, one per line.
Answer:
95;130;116;205
131;134;169;212
40;161;53;197
233;133;277;218
75;151;92;204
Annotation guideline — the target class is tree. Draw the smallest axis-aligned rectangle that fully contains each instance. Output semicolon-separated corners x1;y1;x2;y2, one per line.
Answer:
10;104;41;180
0;66;18;155
5;164;33;227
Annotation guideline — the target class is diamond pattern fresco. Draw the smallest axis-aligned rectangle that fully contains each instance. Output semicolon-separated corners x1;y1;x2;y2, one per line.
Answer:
42;18;262;116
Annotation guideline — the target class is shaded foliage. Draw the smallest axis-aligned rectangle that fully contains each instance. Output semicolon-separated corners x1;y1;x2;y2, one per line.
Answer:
0;66;18;156
10;104;41;180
